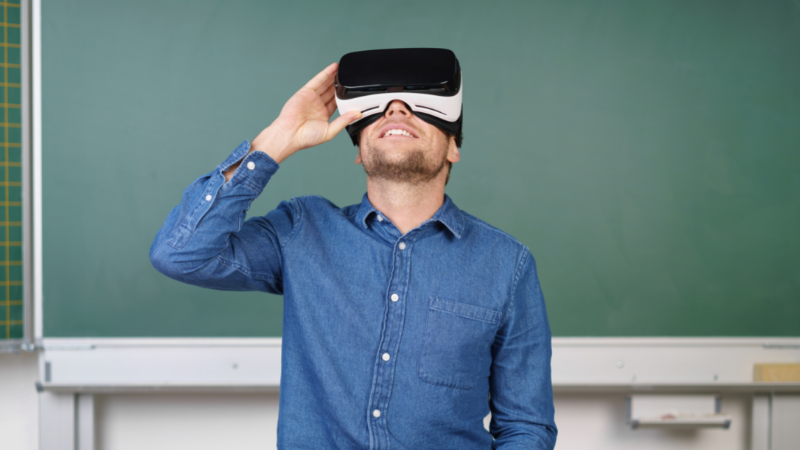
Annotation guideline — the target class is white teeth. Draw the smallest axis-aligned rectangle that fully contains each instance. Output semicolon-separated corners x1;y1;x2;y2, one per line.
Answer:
383;129;413;138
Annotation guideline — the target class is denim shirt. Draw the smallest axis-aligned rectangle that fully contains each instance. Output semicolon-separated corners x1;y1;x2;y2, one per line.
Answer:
150;140;557;450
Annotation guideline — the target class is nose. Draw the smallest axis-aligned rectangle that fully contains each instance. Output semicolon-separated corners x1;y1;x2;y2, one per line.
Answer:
384;100;413;119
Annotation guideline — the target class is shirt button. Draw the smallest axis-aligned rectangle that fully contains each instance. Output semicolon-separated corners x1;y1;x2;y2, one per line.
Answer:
391;294;399;302
398;242;406;250
373;409;381;418
205;194;212;201
382;353;390;361
377;215;384;222
247;161;256;170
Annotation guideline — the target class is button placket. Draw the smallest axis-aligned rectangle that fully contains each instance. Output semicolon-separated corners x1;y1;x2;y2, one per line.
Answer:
367;234;415;449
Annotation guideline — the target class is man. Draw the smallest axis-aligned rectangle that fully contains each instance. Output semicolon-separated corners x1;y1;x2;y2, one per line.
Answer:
150;54;557;449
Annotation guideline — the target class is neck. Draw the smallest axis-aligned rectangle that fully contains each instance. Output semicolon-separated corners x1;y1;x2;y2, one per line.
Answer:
366;174;447;235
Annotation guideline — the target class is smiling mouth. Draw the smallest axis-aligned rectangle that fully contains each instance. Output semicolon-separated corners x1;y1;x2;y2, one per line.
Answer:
381;129;417;138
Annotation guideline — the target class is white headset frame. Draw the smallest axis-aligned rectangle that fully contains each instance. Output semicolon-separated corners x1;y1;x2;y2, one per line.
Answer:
335;80;463;124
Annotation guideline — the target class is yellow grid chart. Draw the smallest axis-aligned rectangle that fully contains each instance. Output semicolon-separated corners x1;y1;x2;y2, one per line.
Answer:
0;0;22;340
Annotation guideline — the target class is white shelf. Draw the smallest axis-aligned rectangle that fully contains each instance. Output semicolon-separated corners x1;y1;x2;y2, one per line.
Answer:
631;415;732;429
627;394;732;429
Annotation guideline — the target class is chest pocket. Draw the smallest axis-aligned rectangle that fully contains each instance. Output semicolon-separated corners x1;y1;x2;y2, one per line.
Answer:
417;297;503;391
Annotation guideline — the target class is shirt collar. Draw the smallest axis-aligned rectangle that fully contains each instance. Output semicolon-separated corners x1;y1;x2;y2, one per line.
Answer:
356;192;464;239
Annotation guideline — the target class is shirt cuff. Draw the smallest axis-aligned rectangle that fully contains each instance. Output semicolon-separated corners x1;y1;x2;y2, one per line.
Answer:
218;140;280;195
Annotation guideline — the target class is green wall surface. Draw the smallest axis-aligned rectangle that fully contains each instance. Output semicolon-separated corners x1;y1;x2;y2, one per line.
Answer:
42;0;800;337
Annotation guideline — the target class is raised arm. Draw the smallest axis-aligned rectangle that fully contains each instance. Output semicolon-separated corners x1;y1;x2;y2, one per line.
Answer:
224;62;362;177
149;63;361;294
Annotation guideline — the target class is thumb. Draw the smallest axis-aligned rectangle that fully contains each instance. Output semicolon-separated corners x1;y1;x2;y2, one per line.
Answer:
327;111;362;139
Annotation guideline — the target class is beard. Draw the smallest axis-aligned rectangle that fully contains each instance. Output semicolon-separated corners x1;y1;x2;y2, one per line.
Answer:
359;140;448;184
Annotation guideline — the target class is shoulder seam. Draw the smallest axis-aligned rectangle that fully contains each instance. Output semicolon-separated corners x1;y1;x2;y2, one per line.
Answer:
460;213;526;248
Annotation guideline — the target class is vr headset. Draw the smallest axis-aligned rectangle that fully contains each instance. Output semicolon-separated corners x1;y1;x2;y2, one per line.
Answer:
334;48;463;146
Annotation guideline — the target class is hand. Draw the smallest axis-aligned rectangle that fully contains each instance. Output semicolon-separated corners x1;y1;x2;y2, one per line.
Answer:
252;63;362;163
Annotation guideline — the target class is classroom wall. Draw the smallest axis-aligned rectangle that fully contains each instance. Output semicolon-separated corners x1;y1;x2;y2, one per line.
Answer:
1;352;754;450
94;393;752;450
0;352;39;450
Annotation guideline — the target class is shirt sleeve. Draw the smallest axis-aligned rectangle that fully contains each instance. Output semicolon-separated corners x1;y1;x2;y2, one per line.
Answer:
149;140;298;295
489;248;558;449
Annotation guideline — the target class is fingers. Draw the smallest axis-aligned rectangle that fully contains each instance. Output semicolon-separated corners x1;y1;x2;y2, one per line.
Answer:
320;84;336;104
315;72;336;96
325;95;337;116
327;111;362;140
303;62;337;94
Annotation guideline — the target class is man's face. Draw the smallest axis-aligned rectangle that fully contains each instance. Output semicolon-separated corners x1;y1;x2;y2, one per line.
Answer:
355;100;459;184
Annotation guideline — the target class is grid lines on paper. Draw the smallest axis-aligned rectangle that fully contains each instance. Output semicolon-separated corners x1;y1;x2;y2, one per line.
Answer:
0;0;22;340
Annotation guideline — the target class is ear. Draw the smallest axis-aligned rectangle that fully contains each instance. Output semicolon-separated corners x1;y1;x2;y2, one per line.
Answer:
446;135;460;163
355;151;362;164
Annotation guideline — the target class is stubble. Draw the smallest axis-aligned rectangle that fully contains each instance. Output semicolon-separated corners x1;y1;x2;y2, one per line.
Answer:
359;140;448;185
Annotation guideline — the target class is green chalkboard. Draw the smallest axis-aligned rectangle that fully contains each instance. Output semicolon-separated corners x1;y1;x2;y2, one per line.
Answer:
42;0;800;337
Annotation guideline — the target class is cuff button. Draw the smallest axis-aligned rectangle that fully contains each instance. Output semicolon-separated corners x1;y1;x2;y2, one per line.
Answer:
247;161;256;170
